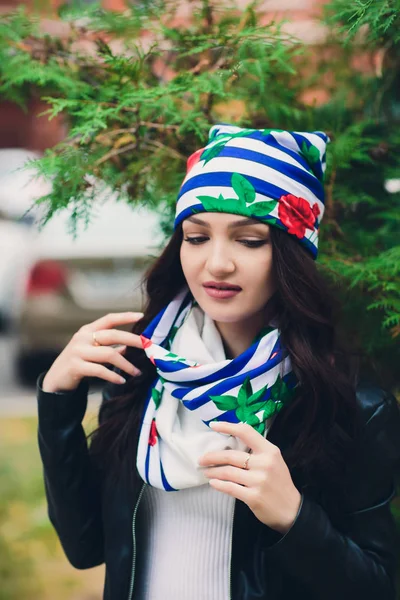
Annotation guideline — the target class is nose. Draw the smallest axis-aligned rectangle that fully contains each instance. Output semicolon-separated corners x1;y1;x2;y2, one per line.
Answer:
206;240;235;276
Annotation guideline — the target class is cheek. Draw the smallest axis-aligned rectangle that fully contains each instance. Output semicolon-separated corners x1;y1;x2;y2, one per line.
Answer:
242;253;275;294
180;245;200;284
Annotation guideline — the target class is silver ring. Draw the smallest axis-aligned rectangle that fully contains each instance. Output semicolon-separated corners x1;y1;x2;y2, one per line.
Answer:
243;454;251;470
92;332;101;347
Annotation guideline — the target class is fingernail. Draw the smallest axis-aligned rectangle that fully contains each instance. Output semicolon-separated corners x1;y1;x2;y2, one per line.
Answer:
119;376;126;384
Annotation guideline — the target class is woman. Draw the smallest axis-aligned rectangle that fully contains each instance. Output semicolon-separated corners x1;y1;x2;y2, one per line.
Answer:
37;125;400;600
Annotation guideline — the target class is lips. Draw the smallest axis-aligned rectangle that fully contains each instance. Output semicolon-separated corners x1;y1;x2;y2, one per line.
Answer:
203;281;242;291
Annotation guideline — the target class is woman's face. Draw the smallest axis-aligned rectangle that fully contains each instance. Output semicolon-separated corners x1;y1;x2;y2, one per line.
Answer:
180;212;276;325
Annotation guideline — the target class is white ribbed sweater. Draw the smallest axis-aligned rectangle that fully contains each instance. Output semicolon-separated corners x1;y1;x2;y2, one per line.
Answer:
134;482;235;600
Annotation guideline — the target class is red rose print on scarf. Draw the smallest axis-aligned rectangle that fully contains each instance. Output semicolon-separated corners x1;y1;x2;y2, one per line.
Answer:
140;335;153;349
278;194;320;239
149;419;158;446
141;335;156;364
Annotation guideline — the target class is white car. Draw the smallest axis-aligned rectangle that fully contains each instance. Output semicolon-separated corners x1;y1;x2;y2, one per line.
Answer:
14;200;164;382
0;148;49;330
0;218;32;330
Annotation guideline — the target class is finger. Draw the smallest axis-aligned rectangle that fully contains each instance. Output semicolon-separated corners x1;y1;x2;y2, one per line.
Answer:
81;362;128;385
81;346;141;377
203;465;252;487
115;345;127;354
208;479;253;504
210;421;272;454
89;312;144;332
90;329;143;349
198;449;248;468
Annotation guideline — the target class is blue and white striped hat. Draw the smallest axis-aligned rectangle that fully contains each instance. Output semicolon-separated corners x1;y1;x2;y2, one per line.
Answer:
174;124;330;258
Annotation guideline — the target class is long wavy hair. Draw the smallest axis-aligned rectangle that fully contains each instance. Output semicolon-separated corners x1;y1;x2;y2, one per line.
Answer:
89;224;362;493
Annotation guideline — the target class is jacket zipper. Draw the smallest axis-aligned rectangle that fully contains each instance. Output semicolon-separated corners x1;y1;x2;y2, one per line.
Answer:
127;483;235;600
228;498;236;600
127;481;146;600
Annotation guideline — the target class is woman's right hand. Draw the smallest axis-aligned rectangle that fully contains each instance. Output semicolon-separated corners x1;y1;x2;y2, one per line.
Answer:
41;312;145;394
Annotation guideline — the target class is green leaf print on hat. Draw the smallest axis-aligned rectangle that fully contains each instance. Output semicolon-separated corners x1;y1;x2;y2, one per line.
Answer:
261;128;285;136
231;172;256;204
201;129;259;165
300;140;323;179
249;201;278;217
200;142;227;165
300;140;320;164
196;193;243;214
196;173;278;221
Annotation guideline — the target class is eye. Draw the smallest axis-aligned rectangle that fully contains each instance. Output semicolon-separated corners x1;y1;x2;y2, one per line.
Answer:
183;236;209;245
239;239;268;248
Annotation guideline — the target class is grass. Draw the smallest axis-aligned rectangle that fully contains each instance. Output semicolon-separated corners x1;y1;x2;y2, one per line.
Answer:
0;414;104;600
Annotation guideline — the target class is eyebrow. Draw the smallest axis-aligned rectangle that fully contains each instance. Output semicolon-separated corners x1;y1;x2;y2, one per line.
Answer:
186;215;263;229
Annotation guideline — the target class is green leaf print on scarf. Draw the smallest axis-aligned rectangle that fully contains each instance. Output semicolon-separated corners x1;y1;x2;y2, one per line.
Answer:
210;376;286;431
268;374;292;405
164;351;188;363
151;388;162;409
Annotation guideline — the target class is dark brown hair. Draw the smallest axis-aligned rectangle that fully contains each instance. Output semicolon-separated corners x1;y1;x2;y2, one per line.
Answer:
89;225;362;491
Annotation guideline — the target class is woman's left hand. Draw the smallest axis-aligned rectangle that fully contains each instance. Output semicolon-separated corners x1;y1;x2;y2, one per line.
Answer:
198;421;302;534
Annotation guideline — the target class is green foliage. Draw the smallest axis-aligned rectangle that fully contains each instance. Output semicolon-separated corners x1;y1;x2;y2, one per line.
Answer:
0;2;303;227
0;0;399;387
325;0;400;45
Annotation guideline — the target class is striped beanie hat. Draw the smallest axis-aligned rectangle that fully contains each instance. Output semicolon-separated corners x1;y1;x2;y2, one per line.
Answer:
174;124;330;258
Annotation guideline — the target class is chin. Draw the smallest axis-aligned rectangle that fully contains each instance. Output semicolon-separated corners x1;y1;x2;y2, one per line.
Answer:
196;300;248;323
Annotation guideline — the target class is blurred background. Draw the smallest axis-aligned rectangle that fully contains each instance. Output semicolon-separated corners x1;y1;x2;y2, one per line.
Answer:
0;0;399;598
0;1;164;596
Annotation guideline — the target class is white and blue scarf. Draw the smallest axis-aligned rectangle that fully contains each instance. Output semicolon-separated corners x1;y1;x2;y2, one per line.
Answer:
136;287;296;491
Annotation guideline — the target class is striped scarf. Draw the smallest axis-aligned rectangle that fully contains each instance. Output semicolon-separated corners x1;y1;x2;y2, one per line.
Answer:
136;287;296;490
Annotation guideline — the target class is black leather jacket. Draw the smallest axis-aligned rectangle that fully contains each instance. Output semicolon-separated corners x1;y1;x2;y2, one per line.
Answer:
37;374;400;600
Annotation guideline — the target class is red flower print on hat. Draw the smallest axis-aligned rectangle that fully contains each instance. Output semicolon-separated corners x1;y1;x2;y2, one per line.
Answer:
149;419;158;446
278;194;320;239
186;148;205;174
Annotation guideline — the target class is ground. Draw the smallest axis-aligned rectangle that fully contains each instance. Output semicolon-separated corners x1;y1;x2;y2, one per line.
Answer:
0;414;104;600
